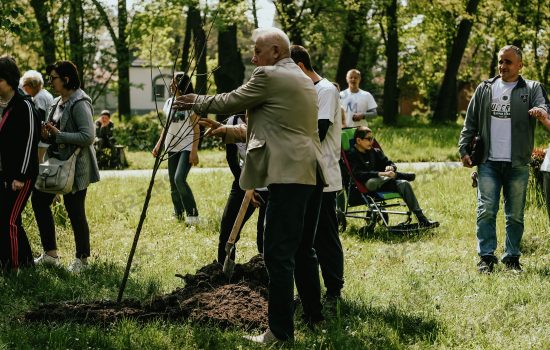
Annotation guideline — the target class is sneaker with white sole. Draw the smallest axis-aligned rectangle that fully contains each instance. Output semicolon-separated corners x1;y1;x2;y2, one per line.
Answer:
68;258;89;273
243;328;284;344
185;216;200;225
34;252;61;266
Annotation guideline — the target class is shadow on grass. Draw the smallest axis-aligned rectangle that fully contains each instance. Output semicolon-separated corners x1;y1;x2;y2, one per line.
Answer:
345;222;438;244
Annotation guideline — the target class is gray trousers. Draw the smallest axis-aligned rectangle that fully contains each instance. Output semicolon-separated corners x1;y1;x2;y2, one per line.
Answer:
366;177;421;213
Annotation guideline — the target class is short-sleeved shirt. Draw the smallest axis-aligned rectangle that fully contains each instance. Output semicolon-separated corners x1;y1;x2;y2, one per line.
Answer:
489;78;517;162
541;145;550;172
162;98;194;152
340;88;377;127
316;78;342;192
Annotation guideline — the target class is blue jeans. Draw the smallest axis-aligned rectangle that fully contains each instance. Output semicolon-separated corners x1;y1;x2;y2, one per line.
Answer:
168;151;198;218
476;161;529;260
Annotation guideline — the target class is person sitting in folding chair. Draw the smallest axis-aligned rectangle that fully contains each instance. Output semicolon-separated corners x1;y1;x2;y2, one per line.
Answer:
348;126;439;228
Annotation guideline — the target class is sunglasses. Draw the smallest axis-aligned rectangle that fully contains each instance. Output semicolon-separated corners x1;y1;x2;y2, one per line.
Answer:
362;135;374;141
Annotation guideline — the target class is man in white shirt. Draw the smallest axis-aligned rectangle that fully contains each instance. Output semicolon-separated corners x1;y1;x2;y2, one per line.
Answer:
340;69;378;127
291;45;344;300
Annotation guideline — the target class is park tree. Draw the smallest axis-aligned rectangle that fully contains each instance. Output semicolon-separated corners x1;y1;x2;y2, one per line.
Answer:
380;0;399;125
29;0;58;69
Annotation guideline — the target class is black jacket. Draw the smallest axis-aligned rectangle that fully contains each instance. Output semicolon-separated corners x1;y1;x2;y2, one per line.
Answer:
0;91;39;182
347;146;396;183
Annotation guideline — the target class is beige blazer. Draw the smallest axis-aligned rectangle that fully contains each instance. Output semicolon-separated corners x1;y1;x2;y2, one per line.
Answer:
193;58;327;189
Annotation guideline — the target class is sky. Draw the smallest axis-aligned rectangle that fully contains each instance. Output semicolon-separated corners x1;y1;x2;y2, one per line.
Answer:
104;0;276;27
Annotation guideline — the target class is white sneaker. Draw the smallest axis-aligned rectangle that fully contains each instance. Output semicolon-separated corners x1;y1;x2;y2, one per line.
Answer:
34;252;61;266
185;216;200;225
243;328;283;344
68;258;89;273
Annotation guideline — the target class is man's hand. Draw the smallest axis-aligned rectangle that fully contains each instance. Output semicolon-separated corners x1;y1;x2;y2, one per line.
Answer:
248;190;265;208
379;170;396;178
172;94;198;110
385;165;396;172
461;154;473;168
352;113;364;122
529;107;549;122
198;118;227;138
11;179;24;191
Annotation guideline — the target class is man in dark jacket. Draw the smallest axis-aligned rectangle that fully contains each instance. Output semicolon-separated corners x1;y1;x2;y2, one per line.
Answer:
348;126;438;228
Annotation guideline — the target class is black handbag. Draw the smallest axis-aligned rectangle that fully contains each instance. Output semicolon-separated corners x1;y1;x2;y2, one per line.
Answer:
467;134;483;166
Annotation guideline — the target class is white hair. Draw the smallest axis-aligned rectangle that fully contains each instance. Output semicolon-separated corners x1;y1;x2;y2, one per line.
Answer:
20;70;44;89
252;27;291;50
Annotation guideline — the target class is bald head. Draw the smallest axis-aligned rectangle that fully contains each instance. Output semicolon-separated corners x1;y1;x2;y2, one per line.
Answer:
251;27;290;66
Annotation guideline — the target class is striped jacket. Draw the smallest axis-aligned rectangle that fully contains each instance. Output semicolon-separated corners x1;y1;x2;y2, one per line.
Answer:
45;89;100;193
0;90;39;183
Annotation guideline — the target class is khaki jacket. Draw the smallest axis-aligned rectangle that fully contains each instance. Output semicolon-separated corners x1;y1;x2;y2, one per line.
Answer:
193;58;327;189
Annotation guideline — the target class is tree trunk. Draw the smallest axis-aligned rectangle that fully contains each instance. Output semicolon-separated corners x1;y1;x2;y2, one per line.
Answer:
69;0;84;87
117;0;131;119
511;0;528;49
335;9;365;90
382;0;399;125
180;6;193;72
30;0;56;69
274;0;303;45
251;0;259;28
189;7;207;95
432;0;480;123
214;1;245;121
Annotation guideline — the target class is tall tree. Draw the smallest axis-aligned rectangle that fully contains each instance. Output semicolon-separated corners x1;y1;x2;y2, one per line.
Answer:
187;5;207;95
273;0;304;45
335;6;367;90
432;0;481;123
69;0;85;87
380;0;399;125
92;0;131;120
29;0;57;69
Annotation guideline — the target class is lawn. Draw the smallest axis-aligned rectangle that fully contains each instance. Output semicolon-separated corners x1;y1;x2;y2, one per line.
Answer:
1;165;549;349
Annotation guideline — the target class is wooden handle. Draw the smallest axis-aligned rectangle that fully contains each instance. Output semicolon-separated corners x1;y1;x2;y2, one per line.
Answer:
227;191;253;245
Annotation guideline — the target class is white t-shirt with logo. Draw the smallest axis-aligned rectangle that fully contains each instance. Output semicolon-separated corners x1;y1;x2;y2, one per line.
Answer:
316;78;342;192
489;78;517;162
339;88;377;127
162;98;194;152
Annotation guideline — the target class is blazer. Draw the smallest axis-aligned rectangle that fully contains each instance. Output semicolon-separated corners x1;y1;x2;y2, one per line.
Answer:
46;89;100;193
193;58;327;189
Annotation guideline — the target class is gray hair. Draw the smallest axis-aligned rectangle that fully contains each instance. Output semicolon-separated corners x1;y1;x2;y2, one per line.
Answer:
252;27;291;54
20;70;44;89
499;45;523;61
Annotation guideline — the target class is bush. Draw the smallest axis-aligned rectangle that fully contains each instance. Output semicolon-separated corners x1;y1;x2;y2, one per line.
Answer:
113;112;163;151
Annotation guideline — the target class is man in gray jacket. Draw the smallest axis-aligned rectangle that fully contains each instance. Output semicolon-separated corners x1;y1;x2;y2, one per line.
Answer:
458;45;547;273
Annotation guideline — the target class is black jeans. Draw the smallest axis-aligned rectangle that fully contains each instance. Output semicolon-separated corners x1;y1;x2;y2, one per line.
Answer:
315;191;344;297
168;151;198;218
31;189;91;259
217;180;268;264
0;179;34;270
264;182;323;340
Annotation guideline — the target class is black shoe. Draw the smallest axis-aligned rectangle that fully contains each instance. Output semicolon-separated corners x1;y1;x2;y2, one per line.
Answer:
396;172;416;181
477;255;498;274
301;313;325;331
502;257;522;272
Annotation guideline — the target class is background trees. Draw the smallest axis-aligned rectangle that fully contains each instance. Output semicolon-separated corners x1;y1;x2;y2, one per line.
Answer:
1;0;548;123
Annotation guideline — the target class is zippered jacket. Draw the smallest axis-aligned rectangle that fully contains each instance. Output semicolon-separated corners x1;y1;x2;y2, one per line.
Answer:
458;75;548;167
0;90;39;183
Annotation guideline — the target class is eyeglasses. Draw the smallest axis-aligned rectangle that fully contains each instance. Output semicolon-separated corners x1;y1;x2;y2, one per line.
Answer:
362;136;374;141
48;75;60;82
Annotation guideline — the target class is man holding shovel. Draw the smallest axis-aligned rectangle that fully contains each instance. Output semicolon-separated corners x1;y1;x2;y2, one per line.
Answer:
174;27;327;343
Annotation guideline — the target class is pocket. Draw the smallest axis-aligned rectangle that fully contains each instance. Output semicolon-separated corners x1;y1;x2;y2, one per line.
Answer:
247;138;265;151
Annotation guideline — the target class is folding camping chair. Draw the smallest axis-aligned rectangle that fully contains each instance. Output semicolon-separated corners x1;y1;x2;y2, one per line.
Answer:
337;127;423;234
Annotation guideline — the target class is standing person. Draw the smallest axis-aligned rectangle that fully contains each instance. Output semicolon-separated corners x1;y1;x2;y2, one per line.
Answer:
0;56;39;271
530;107;550;221
152;73;200;225
95;110;115;149
20;70;53;162
458;45;547;273
174;27;327;343
340;69;378;128
31;61;100;273
291;45;345;301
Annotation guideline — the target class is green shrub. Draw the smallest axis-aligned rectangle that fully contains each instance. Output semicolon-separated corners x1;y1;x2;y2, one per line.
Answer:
113;112;163;151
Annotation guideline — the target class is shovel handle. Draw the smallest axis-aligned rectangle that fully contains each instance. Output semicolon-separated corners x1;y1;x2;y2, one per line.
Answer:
227;190;253;245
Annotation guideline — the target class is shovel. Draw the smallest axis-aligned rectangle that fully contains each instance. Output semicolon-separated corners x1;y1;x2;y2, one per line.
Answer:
223;190;253;279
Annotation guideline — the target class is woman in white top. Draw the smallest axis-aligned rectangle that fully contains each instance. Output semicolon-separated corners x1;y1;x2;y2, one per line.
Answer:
531;106;550;221
152;73;200;224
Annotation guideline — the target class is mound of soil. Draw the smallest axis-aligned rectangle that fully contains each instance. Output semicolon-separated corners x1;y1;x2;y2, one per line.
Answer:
24;255;269;330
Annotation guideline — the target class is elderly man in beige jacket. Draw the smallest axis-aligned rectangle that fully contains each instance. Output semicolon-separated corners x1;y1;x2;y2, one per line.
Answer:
174;27;327;343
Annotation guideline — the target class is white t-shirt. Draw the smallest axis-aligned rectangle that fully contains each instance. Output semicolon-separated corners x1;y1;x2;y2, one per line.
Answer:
541;145;550;172
34;89;54;119
489;78;517;162
316;78;343;192
162;98;194;152
340;88;377;127
226;115;246;167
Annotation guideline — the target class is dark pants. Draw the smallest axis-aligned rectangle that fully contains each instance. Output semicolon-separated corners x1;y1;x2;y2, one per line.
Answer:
0;180;34;270
544;172;550;222
217;180;268;263
314;191;344;297
264;182;323;340
31;189;91;259
168;151;198;218
367;178;421;213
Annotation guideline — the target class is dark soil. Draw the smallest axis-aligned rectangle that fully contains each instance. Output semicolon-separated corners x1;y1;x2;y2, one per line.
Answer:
24;255;269;330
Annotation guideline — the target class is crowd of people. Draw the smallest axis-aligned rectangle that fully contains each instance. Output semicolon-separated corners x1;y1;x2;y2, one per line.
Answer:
0;28;549;345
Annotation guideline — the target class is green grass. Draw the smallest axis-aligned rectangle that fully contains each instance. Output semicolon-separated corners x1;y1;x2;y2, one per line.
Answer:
2;166;549;349
125;149;227;170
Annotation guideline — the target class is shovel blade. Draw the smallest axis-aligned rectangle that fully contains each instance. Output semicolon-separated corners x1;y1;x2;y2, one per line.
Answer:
223;243;236;279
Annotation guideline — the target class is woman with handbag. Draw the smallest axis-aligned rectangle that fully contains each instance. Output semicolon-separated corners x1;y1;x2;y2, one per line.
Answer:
0;56;39;271
31;61;100;273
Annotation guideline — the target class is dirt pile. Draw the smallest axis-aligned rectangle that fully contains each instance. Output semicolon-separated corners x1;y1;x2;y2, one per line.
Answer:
24;255;269;330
